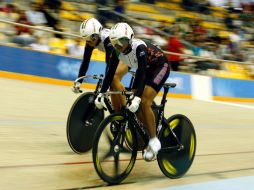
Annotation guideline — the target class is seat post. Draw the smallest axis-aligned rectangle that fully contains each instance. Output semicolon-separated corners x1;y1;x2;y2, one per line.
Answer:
161;86;169;106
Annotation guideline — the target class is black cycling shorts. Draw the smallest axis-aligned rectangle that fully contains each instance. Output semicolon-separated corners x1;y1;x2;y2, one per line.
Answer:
133;60;170;93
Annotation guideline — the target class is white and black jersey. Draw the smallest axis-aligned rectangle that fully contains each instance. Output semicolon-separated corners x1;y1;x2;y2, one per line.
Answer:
100;39;170;97
118;39;146;68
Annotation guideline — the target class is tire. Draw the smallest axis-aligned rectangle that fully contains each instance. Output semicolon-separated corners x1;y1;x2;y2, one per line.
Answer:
67;92;104;154
92;113;137;184
157;114;196;179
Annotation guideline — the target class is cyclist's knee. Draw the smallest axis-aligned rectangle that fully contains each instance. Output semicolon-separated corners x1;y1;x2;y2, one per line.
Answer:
112;75;121;85
141;97;152;109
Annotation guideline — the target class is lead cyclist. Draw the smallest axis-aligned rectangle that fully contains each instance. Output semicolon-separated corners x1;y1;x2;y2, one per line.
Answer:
95;22;171;161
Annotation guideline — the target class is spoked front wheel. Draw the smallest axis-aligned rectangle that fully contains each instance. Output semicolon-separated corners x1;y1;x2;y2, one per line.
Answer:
92;113;137;184
67;92;104;153
157;114;196;178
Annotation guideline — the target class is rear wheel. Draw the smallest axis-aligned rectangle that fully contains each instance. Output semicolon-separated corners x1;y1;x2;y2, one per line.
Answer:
67;92;104;153
157;114;196;178
93;113;137;184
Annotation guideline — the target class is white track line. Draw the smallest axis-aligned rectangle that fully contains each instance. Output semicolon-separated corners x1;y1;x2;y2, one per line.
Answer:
205;100;254;110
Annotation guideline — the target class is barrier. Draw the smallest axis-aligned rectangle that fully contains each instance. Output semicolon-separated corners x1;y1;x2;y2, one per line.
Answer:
0;45;190;98
212;77;254;102
0;45;105;82
0;45;253;101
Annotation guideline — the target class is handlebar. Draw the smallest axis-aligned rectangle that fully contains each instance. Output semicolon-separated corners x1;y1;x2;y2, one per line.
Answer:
101;90;133;97
101;91;134;109
74;75;104;84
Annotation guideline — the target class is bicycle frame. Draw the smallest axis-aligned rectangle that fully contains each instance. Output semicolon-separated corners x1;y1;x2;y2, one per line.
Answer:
156;86;184;152
124;110;150;146
155;86;169;131
113;85;184;153
119;88;169;149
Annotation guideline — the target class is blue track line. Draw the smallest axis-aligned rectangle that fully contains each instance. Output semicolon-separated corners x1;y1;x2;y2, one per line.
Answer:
155;176;254;190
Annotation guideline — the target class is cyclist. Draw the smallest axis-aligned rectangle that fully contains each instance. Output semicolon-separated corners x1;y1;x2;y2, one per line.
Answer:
95;23;170;161
72;18;128;111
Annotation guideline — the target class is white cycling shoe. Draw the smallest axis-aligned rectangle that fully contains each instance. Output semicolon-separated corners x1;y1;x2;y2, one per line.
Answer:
143;137;161;161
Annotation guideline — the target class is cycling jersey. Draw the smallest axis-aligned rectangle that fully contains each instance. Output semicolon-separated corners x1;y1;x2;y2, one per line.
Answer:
118;39;146;68
97;28;111;52
100;39;170;97
77;28;113;82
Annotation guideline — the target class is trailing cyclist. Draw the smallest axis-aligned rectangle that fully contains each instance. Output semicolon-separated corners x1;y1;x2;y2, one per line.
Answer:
94;22;170;161
72;18;128;111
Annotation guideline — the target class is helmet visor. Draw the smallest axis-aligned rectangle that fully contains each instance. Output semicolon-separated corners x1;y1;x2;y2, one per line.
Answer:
84;33;99;42
111;37;129;49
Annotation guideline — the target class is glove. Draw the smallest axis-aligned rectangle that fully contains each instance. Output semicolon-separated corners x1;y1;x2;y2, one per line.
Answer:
94;93;105;109
127;96;141;113
71;82;81;93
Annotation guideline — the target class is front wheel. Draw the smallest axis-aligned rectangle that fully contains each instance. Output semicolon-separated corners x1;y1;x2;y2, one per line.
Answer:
157;114;196;179
67;92;104;154
92;113;138;184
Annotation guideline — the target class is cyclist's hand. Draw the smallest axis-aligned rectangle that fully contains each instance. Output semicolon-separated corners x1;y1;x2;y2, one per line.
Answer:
95;93;105;109
71;82;81;93
127;96;141;113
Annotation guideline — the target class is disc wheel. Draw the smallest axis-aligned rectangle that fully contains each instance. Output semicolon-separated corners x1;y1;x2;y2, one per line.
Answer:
67;92;104;153
93;113;137;184
157;114;196;178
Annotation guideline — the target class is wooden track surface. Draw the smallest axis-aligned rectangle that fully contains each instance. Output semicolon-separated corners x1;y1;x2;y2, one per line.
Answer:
0;77;254;190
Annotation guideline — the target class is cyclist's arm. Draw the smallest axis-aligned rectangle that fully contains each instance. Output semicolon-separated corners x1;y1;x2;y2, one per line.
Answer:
100;50;120;93
77;45;94;83
103;37;114;72
134;44;148;97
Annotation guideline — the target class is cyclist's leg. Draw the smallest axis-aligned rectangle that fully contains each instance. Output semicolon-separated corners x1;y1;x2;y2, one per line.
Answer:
141;62;170;138
141;62;170;160
110;61;128;112
140;86;157;138
140;86;161;161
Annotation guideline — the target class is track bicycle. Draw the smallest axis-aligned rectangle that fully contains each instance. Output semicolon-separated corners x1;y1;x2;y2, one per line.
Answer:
92;83;196;184
67;71;152;153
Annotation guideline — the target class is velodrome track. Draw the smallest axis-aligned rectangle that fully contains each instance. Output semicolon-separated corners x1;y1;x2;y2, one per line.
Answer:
0;77;254;190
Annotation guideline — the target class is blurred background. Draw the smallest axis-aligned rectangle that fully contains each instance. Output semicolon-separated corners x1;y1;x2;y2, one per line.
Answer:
0;1;254;189
0;0;254;80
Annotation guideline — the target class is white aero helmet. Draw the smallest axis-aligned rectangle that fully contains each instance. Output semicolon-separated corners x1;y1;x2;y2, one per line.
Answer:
80;18;102;41
109;22;134;48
